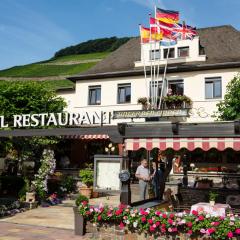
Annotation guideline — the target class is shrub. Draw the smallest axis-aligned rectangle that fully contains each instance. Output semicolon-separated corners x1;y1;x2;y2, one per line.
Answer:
75;194;89;206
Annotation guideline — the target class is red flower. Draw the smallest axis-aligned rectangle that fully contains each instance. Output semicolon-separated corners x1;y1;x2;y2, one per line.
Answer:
168;219;173;225
97;215;102;221
161;227;166;233
141;217;146;223
149;226;155;232
148;219;153;224
155;221;160;227
85;211;91;215
192;210;198;216
119;222;124;229
115;209;123;216
155;211;161;216
188;230;193;235
82;201;88;206
169;213;175;219
162;213;167;219
236;229;240;235
207;228;215;234
211;221;220;226
186;222;192;228
162;223;166;228
198;215;204;221
227;231;233;238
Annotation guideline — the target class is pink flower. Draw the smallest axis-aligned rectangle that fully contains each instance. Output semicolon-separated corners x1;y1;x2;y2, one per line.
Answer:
172;228;177;232
206;228;215;235
168;219;173;225
235;229;240;235
186;222;192;228
168;227;172;232
211;221;220;226
198;215;204;221
149;226;155;232
188;230;193;235
200;229;206;234
148;219;153;224
123;216;128;220
192;210;198;216
119;222;124;229
141;217;146;223
155;211;161;216
227;232;233;238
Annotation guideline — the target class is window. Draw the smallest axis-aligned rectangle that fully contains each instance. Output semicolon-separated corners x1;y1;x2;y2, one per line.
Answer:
149;81;162;98
164;48;175;59
88;86;101;105
205;77;222;99
169;80;184;95
149;49;160;60
118;84;131;104
178;47;189;57
149;80;184;97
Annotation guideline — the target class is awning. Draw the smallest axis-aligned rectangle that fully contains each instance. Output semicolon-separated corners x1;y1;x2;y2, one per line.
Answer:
124;137;240;151
65;134;109;140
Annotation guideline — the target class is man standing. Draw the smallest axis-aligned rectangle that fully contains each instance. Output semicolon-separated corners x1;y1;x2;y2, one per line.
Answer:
135;159;150;200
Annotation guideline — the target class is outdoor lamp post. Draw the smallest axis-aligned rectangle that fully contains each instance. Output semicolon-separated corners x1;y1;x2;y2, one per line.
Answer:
105;143;115;155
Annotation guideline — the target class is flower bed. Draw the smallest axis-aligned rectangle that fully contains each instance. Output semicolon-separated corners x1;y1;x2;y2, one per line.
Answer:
78;201;240;239
0;200;27;218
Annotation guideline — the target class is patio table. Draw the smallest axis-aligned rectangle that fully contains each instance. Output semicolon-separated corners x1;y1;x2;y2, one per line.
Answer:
191;202;231;217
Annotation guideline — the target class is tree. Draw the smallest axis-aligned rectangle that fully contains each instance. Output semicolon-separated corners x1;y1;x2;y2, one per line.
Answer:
216;74;240;120
0;81;66;174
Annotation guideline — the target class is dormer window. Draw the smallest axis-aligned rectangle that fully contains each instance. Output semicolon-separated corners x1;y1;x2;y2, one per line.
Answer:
149;49;160;60
164;48;175;59
178;47;189;57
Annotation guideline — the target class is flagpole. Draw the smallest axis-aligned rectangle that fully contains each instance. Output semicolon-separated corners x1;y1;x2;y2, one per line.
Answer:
158;45;170;109
149;14;154;109
139;24;149;102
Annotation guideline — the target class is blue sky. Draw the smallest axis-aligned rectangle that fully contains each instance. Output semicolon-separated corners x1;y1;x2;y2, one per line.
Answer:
0;0;239;70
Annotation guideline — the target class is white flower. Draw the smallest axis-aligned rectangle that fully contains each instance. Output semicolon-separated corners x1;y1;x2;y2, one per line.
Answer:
133;222;138;228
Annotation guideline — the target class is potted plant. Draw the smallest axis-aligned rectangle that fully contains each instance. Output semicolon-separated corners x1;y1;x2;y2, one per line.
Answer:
79;164;94;198
209;191;219;206
137;97;148;110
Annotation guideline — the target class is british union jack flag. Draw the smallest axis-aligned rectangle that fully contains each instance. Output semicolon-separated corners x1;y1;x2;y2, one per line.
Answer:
172;23;197;40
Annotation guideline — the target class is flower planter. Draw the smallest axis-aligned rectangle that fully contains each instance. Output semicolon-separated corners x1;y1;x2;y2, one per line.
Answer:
80;186;92;198
73;206;86;236
92;191;99;198
209;200;215;206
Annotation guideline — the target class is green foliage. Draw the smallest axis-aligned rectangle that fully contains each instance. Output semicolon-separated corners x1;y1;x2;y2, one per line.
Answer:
60;176;76;193
0;62;96;78
217;74;240;120
0;81;66;125
54;37;131;58
209;191;219;201
18;178;30;202
75;194;89;206
79;164;94;187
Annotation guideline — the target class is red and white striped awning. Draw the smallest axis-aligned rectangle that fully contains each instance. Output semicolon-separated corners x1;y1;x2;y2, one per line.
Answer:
65;134;109;140
124;137;240;151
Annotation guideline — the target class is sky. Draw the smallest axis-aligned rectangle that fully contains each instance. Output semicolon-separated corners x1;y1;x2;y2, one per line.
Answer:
0;0;240;70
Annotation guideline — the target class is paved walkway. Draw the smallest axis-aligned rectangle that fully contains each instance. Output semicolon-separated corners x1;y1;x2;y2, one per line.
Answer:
0;222;89;240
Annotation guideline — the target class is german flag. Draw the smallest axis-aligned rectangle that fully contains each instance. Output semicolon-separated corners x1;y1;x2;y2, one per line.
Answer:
156;8;179;24
140;26;150;43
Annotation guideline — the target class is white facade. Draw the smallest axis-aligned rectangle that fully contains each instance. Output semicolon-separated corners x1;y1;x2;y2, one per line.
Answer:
58;37;240;125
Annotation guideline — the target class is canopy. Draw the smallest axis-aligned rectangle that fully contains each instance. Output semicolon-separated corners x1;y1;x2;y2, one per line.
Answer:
124;137;240;151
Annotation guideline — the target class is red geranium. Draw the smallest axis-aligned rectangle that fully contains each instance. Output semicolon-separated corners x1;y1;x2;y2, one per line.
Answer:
186;222;192;228
141;217;146;223
192;210;198;216
148;219;153;224
162;213;167;219
149;226;155;232
198;215;204;221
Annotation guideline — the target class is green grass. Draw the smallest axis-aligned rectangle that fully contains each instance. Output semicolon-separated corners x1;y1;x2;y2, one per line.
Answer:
48;52;109;63
43;79;75;90
0;62;97;77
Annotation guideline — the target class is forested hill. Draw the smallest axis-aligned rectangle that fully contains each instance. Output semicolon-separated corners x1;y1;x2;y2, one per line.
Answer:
54;37;131;58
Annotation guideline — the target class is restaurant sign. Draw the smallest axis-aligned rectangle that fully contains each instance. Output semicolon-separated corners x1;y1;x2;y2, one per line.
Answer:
0;111;111;128
113;109;190;119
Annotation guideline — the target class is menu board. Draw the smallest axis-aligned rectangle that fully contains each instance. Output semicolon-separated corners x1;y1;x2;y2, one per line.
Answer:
94;155;122;191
